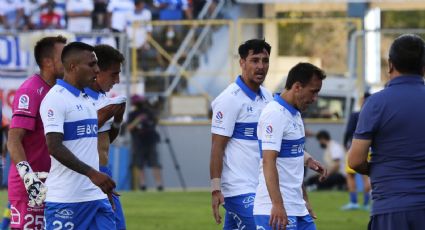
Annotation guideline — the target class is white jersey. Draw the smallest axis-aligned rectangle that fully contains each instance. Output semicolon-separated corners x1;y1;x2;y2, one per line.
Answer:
40;80;106;203
85;87;126;133
125;7;152;48
211;76;272;198
66;0;93;32
254;94;308;216
107;0;134;31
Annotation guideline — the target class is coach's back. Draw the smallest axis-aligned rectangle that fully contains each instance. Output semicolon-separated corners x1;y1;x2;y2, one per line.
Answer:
355;75;425;215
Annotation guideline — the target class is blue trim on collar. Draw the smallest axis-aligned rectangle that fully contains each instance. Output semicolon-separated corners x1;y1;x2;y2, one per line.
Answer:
387;75;424;87
84;87;100;100
235;75;263;101
274;94;298;116
57;79;83;97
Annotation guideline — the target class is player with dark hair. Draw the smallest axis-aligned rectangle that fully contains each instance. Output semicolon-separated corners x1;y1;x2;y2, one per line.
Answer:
40;41;116;230
85;44;127;230
210;40;326;229
254;62;326;230
7;35;66;230
349;34;425;229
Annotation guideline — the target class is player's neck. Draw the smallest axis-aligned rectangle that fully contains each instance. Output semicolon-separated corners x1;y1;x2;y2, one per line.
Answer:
39;70;57;87
240;75;260;93
281;91;295;107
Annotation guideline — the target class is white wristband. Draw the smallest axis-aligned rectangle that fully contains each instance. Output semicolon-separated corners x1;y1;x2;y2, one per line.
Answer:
16;161;33;179
210;178;221;192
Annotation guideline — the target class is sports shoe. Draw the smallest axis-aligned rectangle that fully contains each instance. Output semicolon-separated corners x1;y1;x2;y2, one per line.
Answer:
361;204;370;211
341;202;360;210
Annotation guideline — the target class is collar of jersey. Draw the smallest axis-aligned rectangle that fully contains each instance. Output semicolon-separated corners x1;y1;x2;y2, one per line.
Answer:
84;87;100;100
57;79;84;97
386;75;424;87
274;94;298;116
235;75;264;101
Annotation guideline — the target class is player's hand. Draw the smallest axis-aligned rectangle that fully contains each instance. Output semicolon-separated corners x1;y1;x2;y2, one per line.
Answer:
113;103;126;124
306;202;317;219
211;190;224;224
306;158;328;182
87;168;116;194
16;161;48;207
269;203;287;230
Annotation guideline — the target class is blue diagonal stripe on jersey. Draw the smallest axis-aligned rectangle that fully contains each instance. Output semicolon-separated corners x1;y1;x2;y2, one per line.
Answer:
232;122;258;140
63;119;98;141
259;137;305;158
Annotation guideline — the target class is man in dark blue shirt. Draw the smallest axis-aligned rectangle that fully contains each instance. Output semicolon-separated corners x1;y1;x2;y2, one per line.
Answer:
349;34;425;230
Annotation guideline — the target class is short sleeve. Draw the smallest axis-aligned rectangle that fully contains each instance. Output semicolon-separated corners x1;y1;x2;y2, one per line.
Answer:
10;87;41;131
354;96;381;140
40;93;66;135
258;109;287;152
210;96;239;137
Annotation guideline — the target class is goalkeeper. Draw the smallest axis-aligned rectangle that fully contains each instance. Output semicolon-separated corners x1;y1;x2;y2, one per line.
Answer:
7;35;67;229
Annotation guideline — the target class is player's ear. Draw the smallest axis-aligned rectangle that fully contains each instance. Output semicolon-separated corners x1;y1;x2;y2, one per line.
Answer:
239;58;245;68
388;59;394;74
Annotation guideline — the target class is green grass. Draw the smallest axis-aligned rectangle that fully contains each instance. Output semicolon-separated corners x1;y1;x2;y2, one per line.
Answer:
0;190;369;229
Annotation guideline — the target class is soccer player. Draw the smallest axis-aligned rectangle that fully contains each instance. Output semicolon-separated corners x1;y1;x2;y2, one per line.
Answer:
40;42;116;229
210;39;326;229
348;34;425;229
7;35;66;230
85;44;126;230
254;63;326;230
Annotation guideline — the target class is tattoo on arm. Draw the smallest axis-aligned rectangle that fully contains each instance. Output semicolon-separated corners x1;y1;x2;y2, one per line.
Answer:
46;133;93;176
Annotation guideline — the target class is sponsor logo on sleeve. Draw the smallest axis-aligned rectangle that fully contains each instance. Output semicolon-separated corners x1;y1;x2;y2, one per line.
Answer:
214;111;223;124
264;124;273;140
18;95;30;109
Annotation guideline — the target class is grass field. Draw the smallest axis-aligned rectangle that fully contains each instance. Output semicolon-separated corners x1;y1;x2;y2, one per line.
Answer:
0;190;369;229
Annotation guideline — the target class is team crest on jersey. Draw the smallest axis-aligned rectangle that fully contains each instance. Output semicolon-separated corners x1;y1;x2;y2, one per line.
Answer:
18;95;29;109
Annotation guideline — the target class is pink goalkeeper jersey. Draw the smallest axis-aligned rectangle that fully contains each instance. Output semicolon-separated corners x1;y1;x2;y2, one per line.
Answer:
8;74;52;200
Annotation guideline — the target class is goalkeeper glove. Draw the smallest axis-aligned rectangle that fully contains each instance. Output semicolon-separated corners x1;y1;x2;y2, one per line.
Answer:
16;161;48;207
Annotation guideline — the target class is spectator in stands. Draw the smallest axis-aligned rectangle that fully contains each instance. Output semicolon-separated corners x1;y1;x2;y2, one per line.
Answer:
0;0;25;31
66;0;94;33
127;95;164;191
305;130;346;190
107;0;134;33
40;1;62;29
126;0;152;50
107;0;134;47
23;0;49;30
92;0;108;29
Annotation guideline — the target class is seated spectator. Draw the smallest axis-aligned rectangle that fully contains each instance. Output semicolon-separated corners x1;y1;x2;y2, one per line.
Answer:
0;0;25;31
305;130;346;190
23;0;49;30
66;0;94;32
40;1;62;29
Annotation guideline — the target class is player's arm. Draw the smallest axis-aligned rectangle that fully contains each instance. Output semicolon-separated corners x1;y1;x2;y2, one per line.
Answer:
263;150;287;229
109;103;125;143
45;132;116;194
97;104;121;128
348;138;371;175
209;134;229;224
7;128;28;164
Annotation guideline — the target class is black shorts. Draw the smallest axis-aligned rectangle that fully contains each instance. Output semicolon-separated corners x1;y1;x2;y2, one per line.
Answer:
132;141;161;169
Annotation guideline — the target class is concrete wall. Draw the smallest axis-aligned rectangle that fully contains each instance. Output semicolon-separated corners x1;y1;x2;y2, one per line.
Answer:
141;121;348;190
